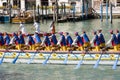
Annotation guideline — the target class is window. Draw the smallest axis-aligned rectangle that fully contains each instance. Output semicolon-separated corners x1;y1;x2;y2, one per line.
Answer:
117;0;120;6
103;0;109;6
41;0;48;6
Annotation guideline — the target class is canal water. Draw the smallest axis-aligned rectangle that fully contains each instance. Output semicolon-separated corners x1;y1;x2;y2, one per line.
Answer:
0;19;120;41
0;19;120;80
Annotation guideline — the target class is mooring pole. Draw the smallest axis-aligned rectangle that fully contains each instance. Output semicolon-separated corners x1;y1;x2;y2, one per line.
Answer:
73;4;75;23
82;0;85;19
110;2;113;24
100;2;103;22
106;0;109;20
37;5;40;22
85;2;88;19
45;4;48;23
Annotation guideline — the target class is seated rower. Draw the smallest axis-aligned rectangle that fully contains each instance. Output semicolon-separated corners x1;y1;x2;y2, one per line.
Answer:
106;30;119;51
26;34;35;50
41;32;51;51
10;33;20;50
18;31;25;49
57;32;67;51
98;29;105;48
116;29;120;47
65;32;73;50
49;32;58;46
33;31;42;48
0;32;4;49
90;31;100;51
72;32;84;51
4;32;10;49
81;31;90;48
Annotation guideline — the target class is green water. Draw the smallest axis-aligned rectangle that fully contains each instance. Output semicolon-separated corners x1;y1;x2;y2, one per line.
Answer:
0;64;120;80
0;19;120;80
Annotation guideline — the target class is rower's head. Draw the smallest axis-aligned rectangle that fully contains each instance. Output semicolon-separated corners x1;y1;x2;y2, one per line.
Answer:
109;30;113;34
98;29;102;33
58;32;63;35
82;30;86;33
12;32;16;36
18;31;22;35
74;32;78;36
65;32;69;35
116;29;119;33
4;32;8;35
0;32;2;36
43;32;47;36
93;31;97;35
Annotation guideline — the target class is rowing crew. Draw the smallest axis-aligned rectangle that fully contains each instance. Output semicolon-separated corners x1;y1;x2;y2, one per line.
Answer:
0;29;120;51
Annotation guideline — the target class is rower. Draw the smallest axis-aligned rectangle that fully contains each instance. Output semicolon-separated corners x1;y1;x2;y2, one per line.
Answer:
115;29;120;47
19;21;26;34
33;20;40;33
0;32;4;49
106;30;119;51
90;31;100;51
98;29;105;48
57;32;67;51
41;32;51;51
26;34;35;50
65;32;73;50
10;33;20;50
49;32;58;46
81;31;90;48
33;31;42;48
4;32;10;49
72;32;84;51
18;31;25;49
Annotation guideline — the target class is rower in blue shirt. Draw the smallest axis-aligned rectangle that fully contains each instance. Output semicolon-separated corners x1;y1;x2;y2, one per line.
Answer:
4;32;10;48
0;32;4;49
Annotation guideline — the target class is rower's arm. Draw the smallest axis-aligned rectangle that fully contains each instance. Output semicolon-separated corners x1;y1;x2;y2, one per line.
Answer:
90;36;95;44
72;37;77;45
106;36;113;45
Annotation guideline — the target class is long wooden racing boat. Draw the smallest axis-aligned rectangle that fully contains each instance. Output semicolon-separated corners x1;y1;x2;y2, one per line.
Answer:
0;49;120;69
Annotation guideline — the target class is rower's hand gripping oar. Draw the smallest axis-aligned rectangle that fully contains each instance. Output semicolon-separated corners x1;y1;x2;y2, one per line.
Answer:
12;49;24;64
93;50;104;68
75;50;86;69
27;49;38;64
112;54;120;70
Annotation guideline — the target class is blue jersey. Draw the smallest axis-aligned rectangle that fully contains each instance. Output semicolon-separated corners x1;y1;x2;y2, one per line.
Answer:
0;35;4;45
28;35;35;45
112;34;119;46
19;34;25;44
34;33;42;43
66;35;73;46
116;33;120;44
94;35;100;46
60;35;66;46
4;34;10;45
82;33;90;43
51;34;57;45
76;35;83;46
44;36;51;46
99;33;105;44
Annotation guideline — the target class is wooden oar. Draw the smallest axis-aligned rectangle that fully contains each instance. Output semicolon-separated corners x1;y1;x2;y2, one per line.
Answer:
63;54;69;64
0;53;6;64
12;52;20;64
112;54;120;70
75;54;85;69
42;50;54;65
93;52;103;68
27;50;38;64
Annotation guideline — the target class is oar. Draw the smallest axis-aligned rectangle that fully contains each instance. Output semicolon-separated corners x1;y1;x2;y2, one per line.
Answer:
93;53;103;68
27;51;38;64
12;52;20;64
0;53;6;64
42;52;52;65
63;54;69;64
112;54;120;70
75;54;85;69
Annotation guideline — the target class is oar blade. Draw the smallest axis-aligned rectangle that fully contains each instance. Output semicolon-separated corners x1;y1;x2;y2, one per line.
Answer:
27;53;36;64
12;53;20;64
42;54;51;65
0;53;5;64
63;54;68;64
93;54;102;68
75;56;84;69
112;54;119;70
